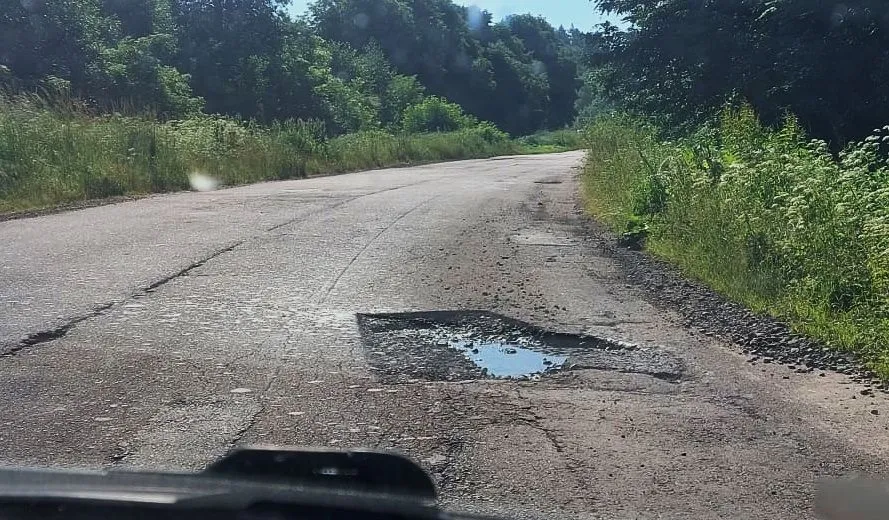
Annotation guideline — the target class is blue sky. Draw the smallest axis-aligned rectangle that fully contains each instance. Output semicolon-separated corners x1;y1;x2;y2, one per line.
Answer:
287;1;615;32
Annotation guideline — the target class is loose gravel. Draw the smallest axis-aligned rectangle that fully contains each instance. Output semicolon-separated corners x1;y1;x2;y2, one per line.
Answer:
587;221;887;390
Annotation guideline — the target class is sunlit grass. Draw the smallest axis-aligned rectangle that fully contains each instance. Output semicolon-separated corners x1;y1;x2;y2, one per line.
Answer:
517;129;585;154
0;98;521;213
582;107;889;378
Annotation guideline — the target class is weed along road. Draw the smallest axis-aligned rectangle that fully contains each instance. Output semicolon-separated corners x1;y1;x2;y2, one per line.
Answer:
2;151;889;519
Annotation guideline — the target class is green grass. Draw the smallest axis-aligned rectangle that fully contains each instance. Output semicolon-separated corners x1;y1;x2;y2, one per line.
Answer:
582;107;889;377
0;98;522;213
517;129;586;154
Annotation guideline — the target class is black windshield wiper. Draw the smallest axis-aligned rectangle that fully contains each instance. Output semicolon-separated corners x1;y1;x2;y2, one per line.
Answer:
0;447;486;520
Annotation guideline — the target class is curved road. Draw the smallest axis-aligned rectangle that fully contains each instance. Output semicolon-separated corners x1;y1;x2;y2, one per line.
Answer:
1;151;888;519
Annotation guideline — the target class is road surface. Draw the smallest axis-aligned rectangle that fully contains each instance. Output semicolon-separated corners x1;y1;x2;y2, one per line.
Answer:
1;151;888;519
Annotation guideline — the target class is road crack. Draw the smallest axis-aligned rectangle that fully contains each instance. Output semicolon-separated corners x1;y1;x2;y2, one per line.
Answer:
223;328;293;451
1;302;115;357
143;241;243;292
4;174;446;358
318;195;438;303
1;241;243;357
265;176;446;234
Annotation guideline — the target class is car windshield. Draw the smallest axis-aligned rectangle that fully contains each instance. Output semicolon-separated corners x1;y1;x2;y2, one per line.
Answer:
2;1;889;519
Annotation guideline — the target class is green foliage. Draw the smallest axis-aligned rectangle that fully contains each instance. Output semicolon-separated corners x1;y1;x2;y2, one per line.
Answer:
582;107;889;375
322;123;513;170
401;97;476;133
171;0;291;120
593;0;889;144
311;0;585;135
97;34;203;117
0;0;589;136
313;75;379;134
382;75;425;128
0;96;519;213
102;0;174;37
502;14;578;128
574;69;615;126
155;66;205;116
0;0;117;88
476;38;549;135
517;129;584;153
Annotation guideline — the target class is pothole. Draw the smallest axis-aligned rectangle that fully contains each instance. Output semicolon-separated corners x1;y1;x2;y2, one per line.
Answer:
448;339;568;378
356;311;684;383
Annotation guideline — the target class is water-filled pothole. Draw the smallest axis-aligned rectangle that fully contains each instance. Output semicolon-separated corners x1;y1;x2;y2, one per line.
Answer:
448;339;568;378
356;311;684;383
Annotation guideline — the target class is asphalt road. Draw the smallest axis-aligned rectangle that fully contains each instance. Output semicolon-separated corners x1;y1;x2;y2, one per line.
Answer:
2;151;889;519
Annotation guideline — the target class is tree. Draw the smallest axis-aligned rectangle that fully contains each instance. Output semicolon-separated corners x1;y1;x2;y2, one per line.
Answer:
308;38;380;133
97;34;203;117
172;0;290;119
503;14;579;128
479;39;549;135
593;0;889;143
311;0;479;105
0;0;117;92
102;0;174;37
0;0;591;137
310;0;586;135
382;74;425;127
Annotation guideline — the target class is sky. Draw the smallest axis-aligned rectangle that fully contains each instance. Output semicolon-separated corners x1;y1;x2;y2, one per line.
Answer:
286;1;615;32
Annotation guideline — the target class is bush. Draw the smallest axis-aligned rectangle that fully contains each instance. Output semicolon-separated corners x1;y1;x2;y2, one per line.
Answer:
401;96;477;134
97;35;204;118
0;96;519;213
582;106;889;376
382;75;425;128
517;129;585;153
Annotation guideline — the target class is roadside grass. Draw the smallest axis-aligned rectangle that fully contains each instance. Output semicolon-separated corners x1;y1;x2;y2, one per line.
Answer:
0;98;523;213
581;106;889;378
517;129;585;154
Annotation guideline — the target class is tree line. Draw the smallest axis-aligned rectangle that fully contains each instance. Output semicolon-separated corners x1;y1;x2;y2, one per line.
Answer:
591;0;889;145
0;0;596;136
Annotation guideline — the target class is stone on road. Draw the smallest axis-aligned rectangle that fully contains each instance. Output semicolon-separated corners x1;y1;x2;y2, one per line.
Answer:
0;151;887;519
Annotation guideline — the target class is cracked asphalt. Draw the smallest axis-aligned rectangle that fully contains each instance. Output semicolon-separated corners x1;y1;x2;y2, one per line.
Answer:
2;151;889;519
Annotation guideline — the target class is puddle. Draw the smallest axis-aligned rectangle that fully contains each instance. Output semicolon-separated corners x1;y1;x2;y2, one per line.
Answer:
449;340;567;378
356;311;684;383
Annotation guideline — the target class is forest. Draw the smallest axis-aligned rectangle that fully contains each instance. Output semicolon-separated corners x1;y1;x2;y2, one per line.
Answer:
0;0;596;136
590;0;889;145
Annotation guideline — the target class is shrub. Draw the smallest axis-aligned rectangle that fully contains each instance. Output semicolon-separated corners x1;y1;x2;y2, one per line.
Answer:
582;106;889;375
401;96;477;134
518;129;584;150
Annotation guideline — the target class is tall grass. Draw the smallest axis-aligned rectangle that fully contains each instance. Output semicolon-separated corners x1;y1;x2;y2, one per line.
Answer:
583;106;889;376
517;129;585;154
0;97;520;213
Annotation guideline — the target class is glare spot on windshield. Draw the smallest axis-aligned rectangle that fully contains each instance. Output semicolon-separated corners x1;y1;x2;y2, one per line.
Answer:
188;171;219;192
466;5;485;33
353;12;370;29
